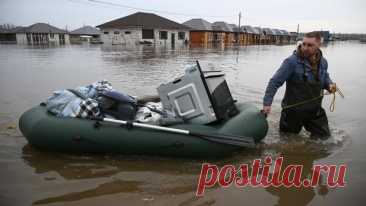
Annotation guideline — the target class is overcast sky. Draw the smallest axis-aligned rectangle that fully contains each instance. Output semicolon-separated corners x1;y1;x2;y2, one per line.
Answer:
0;0;365;33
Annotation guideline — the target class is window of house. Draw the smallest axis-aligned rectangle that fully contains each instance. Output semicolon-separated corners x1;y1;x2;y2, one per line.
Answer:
178;32;185;40
104;31;109;34
114;31;120;34
142;29;154;39
125;31;131;34
50;33;54;38
159;31;167;40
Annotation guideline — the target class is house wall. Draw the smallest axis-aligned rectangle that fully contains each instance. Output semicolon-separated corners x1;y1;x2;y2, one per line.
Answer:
46;33;69;45
152;29;189;46
259;34;266;44
275;35;281;44
282;36;290;44
64;34;70;44
254;34;260;44
239;33;246;45
0;33;17;44
100;28;189;46
100;28;142;45
213;32;225;44
69;35;81;44
15;33;69;45
224;33;235;44
189;31;205;44
49;33;59;45
16;33;27;44
69;35;101;44
246;33;254;44
189;31;214;45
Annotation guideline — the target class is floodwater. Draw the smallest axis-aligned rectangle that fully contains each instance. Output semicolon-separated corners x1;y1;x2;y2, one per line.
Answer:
0;41;365;206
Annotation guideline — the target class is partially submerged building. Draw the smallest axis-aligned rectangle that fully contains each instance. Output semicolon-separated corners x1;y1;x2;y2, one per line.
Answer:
271;29;283;44
254;27;266;44
242;25;259;45
290;32;299;42
229;24;240;43
0;27;18;44
69;26;101;44
183;18;213;45
212;21;234;44
15;23;69;45
97;12;190;46
262;28;276;44
279;30;291;43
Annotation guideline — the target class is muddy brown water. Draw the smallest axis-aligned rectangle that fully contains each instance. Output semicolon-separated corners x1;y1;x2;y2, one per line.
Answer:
0;42;365;206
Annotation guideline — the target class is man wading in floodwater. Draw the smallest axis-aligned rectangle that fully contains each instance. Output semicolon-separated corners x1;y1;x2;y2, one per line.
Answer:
262;31;337;139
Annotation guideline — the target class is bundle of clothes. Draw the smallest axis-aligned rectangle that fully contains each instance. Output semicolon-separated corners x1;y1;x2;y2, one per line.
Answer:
45;80;183;126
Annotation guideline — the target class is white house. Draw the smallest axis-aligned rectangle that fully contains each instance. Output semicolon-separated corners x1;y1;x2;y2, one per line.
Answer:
69;26;101;44
15;23;70;45
97;12;190;47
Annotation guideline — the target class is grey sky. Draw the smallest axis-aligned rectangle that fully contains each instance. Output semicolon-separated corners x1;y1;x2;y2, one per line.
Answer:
1;0;365;33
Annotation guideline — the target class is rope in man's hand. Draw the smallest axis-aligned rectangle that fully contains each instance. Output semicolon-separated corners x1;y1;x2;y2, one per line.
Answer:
282;84;345;112
328;84;344;112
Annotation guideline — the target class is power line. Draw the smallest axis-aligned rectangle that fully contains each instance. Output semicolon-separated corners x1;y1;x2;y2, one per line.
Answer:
70;0;236;18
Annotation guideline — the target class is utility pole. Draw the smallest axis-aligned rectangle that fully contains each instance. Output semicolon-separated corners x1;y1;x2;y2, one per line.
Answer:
237;12;242;45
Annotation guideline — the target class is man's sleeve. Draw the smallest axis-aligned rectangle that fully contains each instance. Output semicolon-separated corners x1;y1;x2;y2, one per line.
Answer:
323;59;333;90
263;58;294;106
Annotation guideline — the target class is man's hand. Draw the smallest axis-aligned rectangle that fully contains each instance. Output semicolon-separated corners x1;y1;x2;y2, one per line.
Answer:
262;106;271;115
328;83;337;93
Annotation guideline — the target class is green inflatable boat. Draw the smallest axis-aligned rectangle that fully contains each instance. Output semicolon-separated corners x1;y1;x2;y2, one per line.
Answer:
19;102;268;158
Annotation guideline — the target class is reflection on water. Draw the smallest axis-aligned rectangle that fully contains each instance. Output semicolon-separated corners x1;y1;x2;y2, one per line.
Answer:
33;180;144;205
20;132;349;205
0;41;365;205
263;141;331;206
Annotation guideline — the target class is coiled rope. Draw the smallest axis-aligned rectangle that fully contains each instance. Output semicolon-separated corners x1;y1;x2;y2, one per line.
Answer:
282;85;344;112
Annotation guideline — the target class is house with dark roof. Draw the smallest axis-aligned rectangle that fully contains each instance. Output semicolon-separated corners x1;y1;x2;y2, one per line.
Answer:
69;26;101;44
254;27;267;44
14;23;69;45
183;18;214;45
212;22;235;44
228;24;241;43
241;25;260;45
262;28;276;44
271;29;283;44
290;32;299;42
97;12;190;46
279;29;291;43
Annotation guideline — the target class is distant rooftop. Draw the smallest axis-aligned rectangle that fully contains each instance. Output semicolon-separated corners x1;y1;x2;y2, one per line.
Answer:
212;22;233;32
272;28;283;36
280;29;290;36
0;24;65;34
254;27;263;34
262;28;275;35
70;26;101;35
242;25;256;34
16;23;67;34
183;18;212;31
228;24;239;32
97;12;190;30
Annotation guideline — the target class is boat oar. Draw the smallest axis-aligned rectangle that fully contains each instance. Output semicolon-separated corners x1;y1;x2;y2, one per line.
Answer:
91;117;256;148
